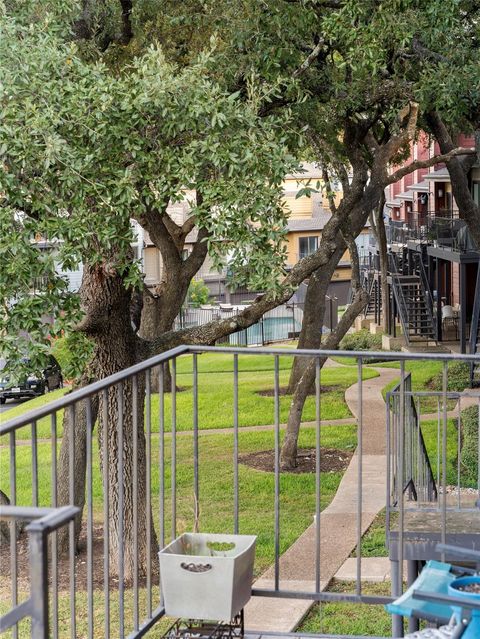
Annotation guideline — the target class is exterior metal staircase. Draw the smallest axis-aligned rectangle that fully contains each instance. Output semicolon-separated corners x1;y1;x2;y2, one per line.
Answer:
389;254;436;345
362;271;377;317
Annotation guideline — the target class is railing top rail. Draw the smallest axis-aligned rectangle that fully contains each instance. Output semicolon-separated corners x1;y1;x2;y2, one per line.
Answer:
1;344;479;434
190;345;480;362
0;344;190;434
390;390;480;398
0;505;79;533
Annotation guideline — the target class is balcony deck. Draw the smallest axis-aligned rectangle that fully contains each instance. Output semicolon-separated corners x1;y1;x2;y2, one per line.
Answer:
1;346;479;639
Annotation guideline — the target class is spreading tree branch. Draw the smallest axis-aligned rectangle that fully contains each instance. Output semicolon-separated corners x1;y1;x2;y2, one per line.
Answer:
293;41;325;77
386;147;475;185
321;167;338;214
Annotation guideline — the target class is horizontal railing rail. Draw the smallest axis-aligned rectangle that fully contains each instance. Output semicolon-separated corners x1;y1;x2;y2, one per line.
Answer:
1;346;479;639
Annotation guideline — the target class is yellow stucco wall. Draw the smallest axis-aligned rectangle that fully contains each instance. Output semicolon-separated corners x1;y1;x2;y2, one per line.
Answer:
285;228;370;281
282;177;343;217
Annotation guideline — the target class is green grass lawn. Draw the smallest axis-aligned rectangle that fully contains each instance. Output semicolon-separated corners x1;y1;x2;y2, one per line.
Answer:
356;509;388;558
1;352;378;440
381;360;458;413
299;580;394;637
0;425;357;573
0;423;357;639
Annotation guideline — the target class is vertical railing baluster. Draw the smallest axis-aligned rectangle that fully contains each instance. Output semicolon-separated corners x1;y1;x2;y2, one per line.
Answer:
9;430;17;639
117;383;125;639
132;375;139;632
233;354;239;534
356;357;363;596
437;396;441;497
102;389;110;639
315;357;321;593
31;421;38;506
274;355;280;591
50;413;58;639
171;360;177;541
86;398;94;639
159;364;165;555
457;395;461;510
477;400;480;502
416;397;421;501
68;404;76;639
441;361;448;561
398;360;405;597
146;370;152;618
386;394;391;544
193;355;199;531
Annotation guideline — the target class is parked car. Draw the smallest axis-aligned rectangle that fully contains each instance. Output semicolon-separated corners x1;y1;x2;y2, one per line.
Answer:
0;356;63;404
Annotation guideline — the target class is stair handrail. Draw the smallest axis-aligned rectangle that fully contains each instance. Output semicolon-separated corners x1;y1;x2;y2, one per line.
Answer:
389;373;438;506
388;253;411;345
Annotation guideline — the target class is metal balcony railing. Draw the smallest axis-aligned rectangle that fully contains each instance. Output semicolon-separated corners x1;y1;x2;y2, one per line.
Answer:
387;214;477;252
173;303;304;345
0;505;78;638
1;346;479;639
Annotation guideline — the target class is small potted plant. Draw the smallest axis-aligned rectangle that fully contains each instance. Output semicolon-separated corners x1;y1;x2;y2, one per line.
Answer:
159;532;256;621
448;575;480;639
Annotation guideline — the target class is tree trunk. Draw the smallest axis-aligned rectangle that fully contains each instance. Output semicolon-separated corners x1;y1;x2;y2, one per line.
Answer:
98;371;157;578
57;370;98;554
287;246;344;393
139;294;172;392
370;194;389;332
378;228;389;332
426;112;480;247
139;277;192;392
280;288;369;469
78;262;158;578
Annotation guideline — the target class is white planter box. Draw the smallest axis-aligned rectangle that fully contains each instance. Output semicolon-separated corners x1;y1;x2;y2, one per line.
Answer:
159;532;256;621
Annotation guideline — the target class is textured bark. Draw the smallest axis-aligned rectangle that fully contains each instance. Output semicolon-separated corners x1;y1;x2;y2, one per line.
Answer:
370;194;389;331
280;288;369;469
287;246;344;393
139;294;172;392
57;371;98;554
426;112;480;249
77;261;157;578
136;207;210;390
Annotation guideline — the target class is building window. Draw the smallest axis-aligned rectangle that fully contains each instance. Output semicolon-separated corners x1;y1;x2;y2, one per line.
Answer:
299;236;318;259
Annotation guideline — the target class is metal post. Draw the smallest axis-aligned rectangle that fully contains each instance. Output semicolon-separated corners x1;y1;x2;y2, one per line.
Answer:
356;357;363;595
393;294;397;338
460;262;467;353
391;560;403;638
29;530;49;639
436;258;442;342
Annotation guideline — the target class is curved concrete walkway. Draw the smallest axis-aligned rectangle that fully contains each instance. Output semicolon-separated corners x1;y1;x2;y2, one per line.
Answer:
245;365;399;633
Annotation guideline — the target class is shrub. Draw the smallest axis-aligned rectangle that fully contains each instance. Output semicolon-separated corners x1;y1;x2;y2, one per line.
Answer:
51;332;93;382
340;329;382;352
187;279;211;307
430;361;470;393
460;406;479;486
